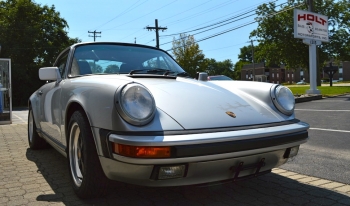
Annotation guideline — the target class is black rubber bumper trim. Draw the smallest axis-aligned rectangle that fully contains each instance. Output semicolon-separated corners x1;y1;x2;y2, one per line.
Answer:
111;119;301;136
99;129;112;158
173;130;308;158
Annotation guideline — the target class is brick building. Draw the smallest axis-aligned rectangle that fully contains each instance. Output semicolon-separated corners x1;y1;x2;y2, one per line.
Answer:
322;61;350;81
241;61;350;83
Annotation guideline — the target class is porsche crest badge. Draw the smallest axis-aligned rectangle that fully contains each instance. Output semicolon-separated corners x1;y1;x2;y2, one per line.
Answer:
226;111;236;118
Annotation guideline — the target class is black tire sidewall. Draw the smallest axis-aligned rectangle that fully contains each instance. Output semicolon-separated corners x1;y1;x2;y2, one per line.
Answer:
67;110;110;199
28;107;46;150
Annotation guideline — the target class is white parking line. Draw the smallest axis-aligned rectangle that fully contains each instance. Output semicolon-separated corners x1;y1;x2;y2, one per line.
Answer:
295;109;350;112
12;113;27;123
310;128;350;133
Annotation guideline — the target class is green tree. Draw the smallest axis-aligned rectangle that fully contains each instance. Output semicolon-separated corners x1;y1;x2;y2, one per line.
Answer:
104;64;119;73
203;58;217;75
238;45;253;62
250;0;350;69
88;62;102;73
203;58;234;79
233;45;258;80
233;61;250;80
171;33;205;77
0;0;79;106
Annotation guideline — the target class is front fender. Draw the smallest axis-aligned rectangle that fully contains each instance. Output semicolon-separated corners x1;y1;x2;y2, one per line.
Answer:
62;78;184;133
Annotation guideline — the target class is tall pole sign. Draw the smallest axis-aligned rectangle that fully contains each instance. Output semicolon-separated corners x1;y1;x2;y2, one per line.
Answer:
294;9;328;94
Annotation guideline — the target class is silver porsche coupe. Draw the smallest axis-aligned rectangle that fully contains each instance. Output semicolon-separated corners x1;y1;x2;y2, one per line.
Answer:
28;42;309;199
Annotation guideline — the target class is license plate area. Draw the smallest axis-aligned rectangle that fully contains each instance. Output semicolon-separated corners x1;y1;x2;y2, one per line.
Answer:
229;158;268;181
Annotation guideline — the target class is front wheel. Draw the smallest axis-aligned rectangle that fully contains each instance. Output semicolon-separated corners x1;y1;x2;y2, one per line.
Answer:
68;110;110;199
28;107;47;149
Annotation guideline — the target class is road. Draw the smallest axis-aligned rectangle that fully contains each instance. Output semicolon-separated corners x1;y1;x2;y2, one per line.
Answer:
281;94;350;185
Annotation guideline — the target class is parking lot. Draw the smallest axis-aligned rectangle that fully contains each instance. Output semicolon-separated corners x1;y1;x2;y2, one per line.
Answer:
1;99;350;205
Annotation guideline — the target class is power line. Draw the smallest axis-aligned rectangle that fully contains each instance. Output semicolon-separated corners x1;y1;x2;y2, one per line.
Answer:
166;2;303;52
104;0;177;31
160;9;256;38
114;0;240;42
161;13;256;46
160;0;214;22
93;0;147;30
196;3;302;43
160;0;274;38
165;0;240;26
160;1;287;41
204;42;247;52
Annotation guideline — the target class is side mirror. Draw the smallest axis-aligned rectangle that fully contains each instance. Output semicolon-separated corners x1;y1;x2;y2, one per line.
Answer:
39;67;62;82
196;72;208;81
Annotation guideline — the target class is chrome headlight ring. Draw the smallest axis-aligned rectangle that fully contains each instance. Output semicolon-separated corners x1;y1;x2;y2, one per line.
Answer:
115;82;156;126
270;85;295;116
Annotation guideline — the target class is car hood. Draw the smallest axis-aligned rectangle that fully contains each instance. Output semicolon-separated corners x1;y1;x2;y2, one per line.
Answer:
133;77;290;130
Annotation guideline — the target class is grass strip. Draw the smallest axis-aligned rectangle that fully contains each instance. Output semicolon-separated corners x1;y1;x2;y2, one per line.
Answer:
288;86;350;97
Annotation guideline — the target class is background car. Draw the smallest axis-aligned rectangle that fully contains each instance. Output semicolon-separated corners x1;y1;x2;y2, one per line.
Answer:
207;75;233;80
28;42;309;199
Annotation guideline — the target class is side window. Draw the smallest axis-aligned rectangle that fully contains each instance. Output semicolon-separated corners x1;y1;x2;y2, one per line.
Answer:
54;51;69;78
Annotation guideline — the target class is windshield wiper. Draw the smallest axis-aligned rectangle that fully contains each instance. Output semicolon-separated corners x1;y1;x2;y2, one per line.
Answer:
129;68;171;75
128;69;190;77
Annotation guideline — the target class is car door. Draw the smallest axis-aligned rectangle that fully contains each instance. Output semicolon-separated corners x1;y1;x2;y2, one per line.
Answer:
39;50;69;147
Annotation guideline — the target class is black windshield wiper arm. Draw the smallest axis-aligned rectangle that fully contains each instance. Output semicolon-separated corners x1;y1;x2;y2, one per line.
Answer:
129;69;145;75
129;69;171;75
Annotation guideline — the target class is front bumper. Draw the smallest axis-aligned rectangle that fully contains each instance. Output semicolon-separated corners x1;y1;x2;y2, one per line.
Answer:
96;121;309;186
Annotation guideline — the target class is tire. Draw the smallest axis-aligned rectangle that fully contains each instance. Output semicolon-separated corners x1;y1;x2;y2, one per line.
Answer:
28;107;47;150
68;110;110;199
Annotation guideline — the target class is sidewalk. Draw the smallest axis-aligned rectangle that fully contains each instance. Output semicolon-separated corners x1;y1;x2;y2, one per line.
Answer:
0;124;349;205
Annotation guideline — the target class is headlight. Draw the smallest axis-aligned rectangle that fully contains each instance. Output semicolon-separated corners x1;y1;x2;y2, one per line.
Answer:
271;85;295;116
116;83;156;126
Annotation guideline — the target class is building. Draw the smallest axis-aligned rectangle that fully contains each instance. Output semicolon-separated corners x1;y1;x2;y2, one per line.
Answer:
241;61;350;83
322;61;350;81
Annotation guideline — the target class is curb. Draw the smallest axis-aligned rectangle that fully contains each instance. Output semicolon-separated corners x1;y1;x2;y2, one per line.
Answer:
295;95;323;103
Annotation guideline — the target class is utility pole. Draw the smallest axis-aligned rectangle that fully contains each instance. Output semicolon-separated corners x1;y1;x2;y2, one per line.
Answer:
146;19;167;48
250;39;255;81
308;0;314;12
88;30;101;42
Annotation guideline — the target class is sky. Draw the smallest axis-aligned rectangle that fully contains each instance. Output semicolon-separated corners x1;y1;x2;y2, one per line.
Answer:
34;0;286;64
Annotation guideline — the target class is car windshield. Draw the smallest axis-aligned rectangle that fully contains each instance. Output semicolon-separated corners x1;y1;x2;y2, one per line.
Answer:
70;44;186;76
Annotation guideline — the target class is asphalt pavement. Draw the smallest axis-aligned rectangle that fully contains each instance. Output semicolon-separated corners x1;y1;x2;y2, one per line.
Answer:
281;94;350;185
1;98;350;205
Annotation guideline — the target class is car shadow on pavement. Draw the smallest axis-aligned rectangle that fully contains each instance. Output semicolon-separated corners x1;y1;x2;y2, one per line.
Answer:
26;147;350;205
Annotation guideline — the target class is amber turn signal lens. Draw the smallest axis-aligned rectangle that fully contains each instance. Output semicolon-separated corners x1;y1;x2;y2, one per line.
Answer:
113;143;171;158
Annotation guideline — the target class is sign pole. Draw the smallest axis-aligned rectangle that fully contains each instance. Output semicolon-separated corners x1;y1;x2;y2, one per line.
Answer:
303;39;321;94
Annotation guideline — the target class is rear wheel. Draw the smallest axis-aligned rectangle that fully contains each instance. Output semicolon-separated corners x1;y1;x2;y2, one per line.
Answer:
28;107;47;149
68;110;110;199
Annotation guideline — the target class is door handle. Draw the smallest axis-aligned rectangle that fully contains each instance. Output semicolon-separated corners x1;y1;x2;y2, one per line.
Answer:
38;91;43;95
